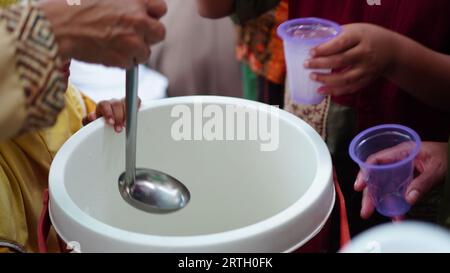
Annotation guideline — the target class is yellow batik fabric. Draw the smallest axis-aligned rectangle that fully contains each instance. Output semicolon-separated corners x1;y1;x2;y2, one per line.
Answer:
0;85;92;252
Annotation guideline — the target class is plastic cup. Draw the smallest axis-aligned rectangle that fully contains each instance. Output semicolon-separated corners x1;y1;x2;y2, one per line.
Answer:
277;18;341;105
349;125;421;218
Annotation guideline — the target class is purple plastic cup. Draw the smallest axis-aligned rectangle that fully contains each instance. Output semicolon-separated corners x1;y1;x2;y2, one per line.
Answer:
277;18;341;105
349;125;421;218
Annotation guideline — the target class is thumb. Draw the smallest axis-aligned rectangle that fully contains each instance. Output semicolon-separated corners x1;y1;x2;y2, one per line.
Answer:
82;112;97;126
354;171;366;192
405;172;434;205
361;188;376;220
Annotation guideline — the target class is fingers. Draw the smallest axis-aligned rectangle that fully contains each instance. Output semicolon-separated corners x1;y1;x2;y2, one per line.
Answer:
96;100;124;133
306;46;361;70
115;4;165;68
82;112;97;126
404;149;431;205
117;1;167;68
110;100;125;133
311;66;363;86
116;17;161;68
146;0;168;19
354;171;366;192
365;142;415;165
353;171;375;220
96;101;115;126
354;171;375;220
311;29;360;57
99;50;133;69
137;0;167;54
305;41;369;96
140;16;166;46
125;36;151;65
361;188;376;220
405;143;447;205
313;76;370;96
405;171;437;206
93;97;143;132
305;25;375;97
120;96;142;125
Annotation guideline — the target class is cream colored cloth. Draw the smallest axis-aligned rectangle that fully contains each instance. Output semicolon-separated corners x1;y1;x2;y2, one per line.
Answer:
284;83;357;158
0;18;26;140
0;1;66;140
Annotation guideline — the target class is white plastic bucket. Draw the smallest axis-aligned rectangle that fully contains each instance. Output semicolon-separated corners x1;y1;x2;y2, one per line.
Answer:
49;96;335;252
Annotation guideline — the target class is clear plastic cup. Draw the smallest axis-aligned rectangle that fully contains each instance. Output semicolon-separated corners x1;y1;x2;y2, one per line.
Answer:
349;125;421;218
277;18;341;105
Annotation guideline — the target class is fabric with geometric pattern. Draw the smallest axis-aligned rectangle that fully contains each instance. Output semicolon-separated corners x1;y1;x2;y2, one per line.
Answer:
0;1;66;133
284;87;331;140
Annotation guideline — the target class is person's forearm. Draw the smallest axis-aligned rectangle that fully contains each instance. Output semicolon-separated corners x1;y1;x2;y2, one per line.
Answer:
387;32;450;111
196;0;235;18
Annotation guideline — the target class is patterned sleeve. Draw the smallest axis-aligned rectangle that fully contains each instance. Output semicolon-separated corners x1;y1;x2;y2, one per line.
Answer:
0;1;66;137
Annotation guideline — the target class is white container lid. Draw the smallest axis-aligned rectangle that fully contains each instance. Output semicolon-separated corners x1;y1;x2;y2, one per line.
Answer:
341;221;450;253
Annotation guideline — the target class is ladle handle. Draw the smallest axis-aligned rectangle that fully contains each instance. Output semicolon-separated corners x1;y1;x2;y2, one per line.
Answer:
125;66;139;185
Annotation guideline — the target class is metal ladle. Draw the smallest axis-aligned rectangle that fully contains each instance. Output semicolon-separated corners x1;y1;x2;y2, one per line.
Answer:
118;66;190;213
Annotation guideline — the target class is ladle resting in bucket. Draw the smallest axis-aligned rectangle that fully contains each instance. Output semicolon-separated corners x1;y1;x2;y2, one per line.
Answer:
118;66;190;214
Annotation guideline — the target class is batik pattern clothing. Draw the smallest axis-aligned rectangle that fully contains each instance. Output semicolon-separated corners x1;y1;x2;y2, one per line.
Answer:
0;0;66;139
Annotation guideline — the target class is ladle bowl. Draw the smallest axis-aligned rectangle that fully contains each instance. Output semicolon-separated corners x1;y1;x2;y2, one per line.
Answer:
118;168;190;213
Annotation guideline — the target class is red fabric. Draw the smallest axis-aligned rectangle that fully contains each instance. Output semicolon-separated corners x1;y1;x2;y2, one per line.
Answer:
333;169;351;248
62;62;71;83
295;217;332;253
295;168;350;253
38;189;50;253
289;0;450;141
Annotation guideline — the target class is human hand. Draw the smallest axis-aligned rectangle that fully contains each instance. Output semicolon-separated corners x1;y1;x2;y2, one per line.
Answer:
354;142;448;219
304;23;398;96
83;97;142;133
38;0;167;68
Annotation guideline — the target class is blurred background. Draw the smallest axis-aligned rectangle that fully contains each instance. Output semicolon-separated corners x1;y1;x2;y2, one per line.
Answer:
70;0;242;103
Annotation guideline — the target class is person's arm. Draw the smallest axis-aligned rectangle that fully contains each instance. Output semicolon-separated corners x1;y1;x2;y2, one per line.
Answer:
0;0;167;139
307;23;450;111
196;0;235;18
387;33;450;111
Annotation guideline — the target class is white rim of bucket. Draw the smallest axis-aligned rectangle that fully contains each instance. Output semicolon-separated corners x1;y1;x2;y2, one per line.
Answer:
49;96;334;252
